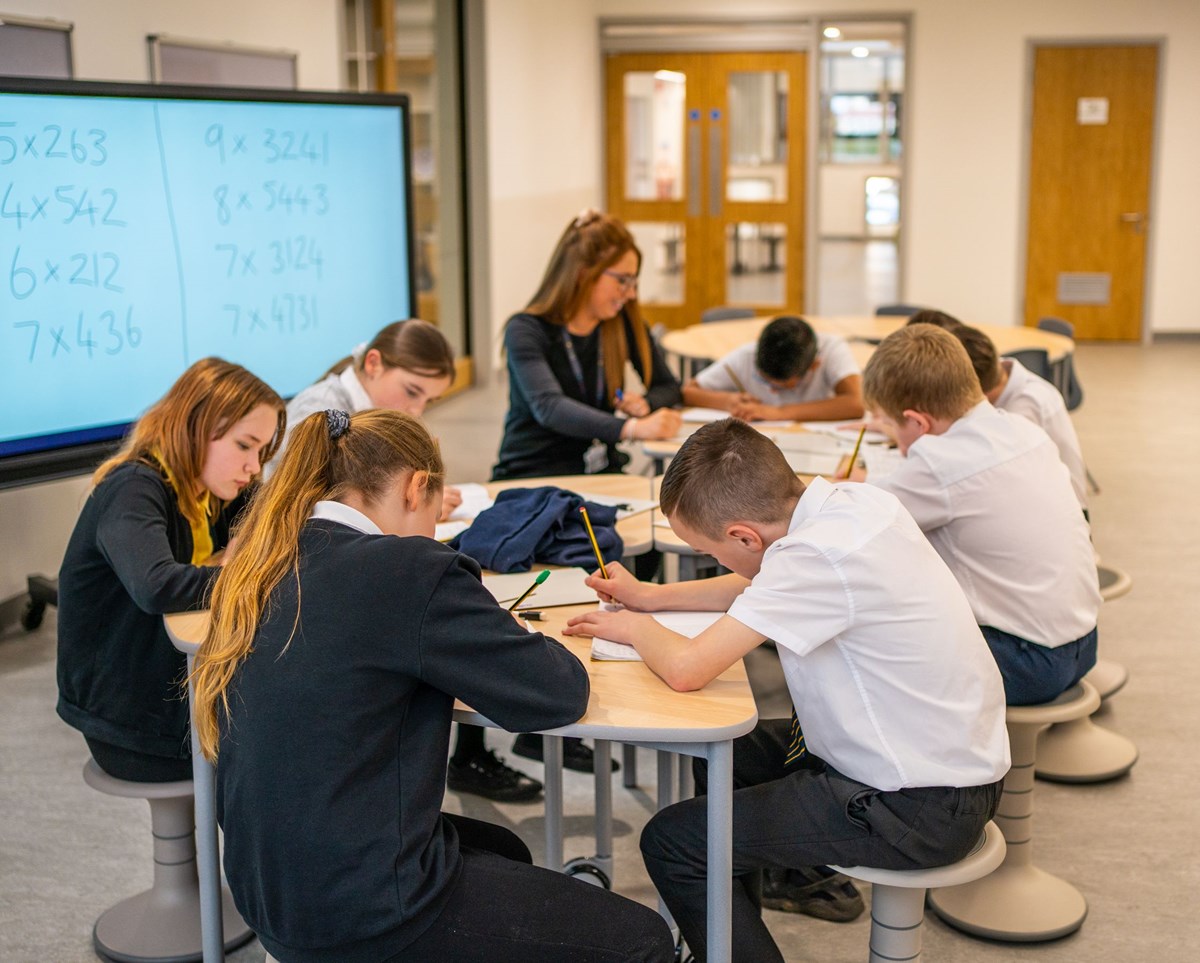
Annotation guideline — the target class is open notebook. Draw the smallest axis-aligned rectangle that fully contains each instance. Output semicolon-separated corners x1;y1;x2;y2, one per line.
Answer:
591;609;724;662
481;567;597;610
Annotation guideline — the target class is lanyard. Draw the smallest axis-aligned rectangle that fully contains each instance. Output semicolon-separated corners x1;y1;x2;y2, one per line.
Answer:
561;327;606;407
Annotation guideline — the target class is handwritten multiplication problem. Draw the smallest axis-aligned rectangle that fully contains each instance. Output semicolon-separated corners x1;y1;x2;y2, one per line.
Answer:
10;247;125;300
0;122;109;167
204;123;330;166
224;293;319;336
215;235;325;280
12;307;142;362
213;182;329;224
2;183;128;230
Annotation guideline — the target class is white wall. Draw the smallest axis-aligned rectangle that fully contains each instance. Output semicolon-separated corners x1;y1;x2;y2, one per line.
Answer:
0;0;341;604
481;0;603;366
480;0;1200;335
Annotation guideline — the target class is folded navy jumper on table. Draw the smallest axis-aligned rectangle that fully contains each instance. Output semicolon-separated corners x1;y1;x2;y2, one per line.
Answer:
450;486;624;574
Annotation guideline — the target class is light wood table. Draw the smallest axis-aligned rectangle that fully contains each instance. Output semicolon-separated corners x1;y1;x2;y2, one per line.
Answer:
166;604;758;963
660;314;1073;378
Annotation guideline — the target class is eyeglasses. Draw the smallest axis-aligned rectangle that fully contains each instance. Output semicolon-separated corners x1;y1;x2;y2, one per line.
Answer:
603;270;639;292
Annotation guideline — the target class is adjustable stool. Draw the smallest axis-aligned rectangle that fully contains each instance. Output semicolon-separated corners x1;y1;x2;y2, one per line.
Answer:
928;682;1099;941
830;820;1005;963
1036;562;1138;781
82;759;252;962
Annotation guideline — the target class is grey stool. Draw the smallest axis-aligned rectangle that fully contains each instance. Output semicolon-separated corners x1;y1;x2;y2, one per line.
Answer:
82;759;252;962
1036;562;1138;781
928;682;1099;941
831;821;1005;963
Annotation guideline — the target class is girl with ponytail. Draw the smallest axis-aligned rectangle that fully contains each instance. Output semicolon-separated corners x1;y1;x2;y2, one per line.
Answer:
192;408;672;963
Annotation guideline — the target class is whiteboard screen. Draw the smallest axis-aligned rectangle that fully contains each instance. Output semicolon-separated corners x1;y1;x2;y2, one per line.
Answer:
0;79;414;485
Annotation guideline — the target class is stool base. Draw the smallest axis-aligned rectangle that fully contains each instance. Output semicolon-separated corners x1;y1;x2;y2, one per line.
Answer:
928;861;1087;942
1085;659;1129;702
1036;716;1138;783
94;884;253;963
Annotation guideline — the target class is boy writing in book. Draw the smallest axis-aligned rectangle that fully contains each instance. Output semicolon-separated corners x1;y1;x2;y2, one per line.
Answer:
564;418;1009;963
860;324;1100;706
682;315;864;423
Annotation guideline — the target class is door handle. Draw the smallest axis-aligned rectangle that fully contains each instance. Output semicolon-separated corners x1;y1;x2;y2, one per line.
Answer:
1120;212;1147;234
687;111;702;218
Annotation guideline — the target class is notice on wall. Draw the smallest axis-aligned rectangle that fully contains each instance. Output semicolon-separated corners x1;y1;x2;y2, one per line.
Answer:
1076;97;1109;125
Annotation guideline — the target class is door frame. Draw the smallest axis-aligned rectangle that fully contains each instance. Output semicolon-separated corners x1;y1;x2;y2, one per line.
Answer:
598;14;912;318
1017;37;1165;343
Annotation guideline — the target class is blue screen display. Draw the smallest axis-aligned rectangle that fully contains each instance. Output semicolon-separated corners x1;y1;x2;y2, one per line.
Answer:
0;81;413;465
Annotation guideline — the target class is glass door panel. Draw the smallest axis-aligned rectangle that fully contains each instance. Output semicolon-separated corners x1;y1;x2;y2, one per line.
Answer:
726;71;789;203
623;71;686;201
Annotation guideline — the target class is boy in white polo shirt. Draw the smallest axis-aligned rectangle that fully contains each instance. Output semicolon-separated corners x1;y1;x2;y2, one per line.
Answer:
564;418;1009;963
861;324;1101;706
682;315;864;423
905;312;1089;513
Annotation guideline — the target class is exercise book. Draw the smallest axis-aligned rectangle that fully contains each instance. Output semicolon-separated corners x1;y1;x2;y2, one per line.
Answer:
591;609;724;662
481;567;598;609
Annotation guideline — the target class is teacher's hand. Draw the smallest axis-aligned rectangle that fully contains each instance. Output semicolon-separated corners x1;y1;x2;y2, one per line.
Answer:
616;392;651;417
625;407;683;441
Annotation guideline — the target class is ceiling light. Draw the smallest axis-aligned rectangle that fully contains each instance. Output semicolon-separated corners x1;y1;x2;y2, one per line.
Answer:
851;46;870;58
823;26;842;39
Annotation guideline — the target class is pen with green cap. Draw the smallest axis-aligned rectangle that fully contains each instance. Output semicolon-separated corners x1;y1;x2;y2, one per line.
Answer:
507;569;550;612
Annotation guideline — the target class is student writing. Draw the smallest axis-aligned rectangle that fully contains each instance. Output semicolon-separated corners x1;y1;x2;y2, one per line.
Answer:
563;418;1009;963
191;408;674;963
56;358;284;782
861;324;1100;705
682;315;863;423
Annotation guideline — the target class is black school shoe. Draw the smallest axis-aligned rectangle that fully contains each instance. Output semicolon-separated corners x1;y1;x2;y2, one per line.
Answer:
511;734;620;773
446;749;543;802
761;866;864;923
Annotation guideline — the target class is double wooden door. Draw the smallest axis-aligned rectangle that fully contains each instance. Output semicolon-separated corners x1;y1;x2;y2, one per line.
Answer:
604;51;806;330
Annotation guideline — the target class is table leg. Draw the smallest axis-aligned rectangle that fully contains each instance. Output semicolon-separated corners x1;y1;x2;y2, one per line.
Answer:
656;750;679;924
594;740;613;881
186;654;225;963
622;744;638;788
544;735;564;871
707;740;734;963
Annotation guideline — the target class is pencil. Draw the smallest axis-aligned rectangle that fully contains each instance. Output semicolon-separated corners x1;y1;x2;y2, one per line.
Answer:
723;363;747;394
507;569;550;612
844;424;868;477
578;506;609;579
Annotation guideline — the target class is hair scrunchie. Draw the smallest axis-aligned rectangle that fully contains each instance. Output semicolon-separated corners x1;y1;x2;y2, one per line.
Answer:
325;409;350;440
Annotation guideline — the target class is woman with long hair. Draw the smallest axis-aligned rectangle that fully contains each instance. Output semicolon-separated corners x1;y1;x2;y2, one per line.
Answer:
269;317;464;518
191;408;672;963
492;209;682;480
56;357;285;782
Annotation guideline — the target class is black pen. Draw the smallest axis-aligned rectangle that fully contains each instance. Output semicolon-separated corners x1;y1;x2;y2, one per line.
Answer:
520;611;545;621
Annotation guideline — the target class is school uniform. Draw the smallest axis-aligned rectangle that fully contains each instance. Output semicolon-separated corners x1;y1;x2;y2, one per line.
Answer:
693;333;859;407
995;357;1089;509
493;312;681;480
870;400;1101;705
640;478;1009;963
56;461;243;779
217;502;672;963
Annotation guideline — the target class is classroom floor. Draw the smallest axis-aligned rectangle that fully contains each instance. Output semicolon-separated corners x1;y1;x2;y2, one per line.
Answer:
3;337;1198;962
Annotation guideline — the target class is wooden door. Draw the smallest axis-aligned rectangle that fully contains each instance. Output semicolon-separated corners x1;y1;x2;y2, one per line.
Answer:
605;51;806;330
1024;45;1158;340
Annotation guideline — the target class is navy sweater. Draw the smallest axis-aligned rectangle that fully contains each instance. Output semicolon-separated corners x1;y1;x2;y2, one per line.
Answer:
492;312;682;480
216;522;590;963
57;462;243;758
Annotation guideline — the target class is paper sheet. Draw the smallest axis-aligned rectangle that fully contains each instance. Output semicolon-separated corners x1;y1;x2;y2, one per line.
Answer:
447;482;493;521
481;567;598;609
591;610;724;662
571;492;658;520
435;520;469;542
799;420;890;446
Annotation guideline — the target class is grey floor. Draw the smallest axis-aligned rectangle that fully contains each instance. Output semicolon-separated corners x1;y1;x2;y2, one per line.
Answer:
3;338;1199;962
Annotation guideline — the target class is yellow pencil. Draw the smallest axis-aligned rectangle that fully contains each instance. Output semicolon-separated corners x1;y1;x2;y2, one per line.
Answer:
844;424;868;477
723;363;747;394
579;506;609;579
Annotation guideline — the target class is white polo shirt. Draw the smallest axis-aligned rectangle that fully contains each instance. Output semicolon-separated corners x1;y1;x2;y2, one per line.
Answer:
695;333;859;406
265;365;374;478
870;401;1100;647
727;477;1009;792
995;358;1088;509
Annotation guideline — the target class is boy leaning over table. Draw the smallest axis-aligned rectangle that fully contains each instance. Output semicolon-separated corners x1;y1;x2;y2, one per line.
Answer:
563;418;1010;963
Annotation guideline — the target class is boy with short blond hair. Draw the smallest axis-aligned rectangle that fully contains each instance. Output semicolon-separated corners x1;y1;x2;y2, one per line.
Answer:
862;324;1100;706
565;418;1009;963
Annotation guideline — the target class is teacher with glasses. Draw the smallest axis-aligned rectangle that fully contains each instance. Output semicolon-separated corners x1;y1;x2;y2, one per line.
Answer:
491;208;682;481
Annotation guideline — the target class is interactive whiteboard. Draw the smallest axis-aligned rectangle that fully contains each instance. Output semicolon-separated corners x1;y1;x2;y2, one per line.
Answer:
0;78;414;486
